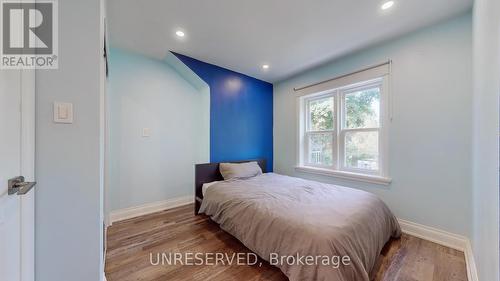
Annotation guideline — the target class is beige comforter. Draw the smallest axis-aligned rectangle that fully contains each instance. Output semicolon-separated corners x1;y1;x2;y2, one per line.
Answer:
199;173;401;281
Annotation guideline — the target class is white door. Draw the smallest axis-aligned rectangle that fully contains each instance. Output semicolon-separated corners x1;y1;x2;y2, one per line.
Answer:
0;67;36;281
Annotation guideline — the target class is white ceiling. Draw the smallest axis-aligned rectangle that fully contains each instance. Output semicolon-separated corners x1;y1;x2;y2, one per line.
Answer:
107;0;472;82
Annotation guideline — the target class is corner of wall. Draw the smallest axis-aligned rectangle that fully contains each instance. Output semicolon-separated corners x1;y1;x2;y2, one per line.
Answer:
164;52;210;93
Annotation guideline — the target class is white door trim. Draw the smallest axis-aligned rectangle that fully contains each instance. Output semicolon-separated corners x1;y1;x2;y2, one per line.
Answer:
20;71;35;182
19;7;37;281
20;70;36;281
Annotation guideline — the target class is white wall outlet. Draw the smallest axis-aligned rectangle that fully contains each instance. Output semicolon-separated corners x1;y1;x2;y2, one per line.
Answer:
53;102;73;123
142;128;151;137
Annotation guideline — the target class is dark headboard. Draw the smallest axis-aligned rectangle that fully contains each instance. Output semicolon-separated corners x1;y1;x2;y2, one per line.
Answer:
194;159;266;214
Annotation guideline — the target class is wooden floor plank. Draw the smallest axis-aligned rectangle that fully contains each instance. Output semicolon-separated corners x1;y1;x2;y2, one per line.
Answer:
105;204;467;281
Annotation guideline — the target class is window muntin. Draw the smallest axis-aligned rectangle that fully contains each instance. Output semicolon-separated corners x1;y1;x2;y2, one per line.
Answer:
300;79;386;177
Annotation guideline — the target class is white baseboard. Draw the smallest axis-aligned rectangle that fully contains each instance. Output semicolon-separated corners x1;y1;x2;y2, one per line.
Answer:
464;239;479;281
398;219;478;281
108;195;194;225
398;219;466;250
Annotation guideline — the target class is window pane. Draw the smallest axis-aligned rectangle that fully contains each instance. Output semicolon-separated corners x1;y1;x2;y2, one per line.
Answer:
309;96;334;131
345;131;378;170
308;133;333;166
345;87;380;128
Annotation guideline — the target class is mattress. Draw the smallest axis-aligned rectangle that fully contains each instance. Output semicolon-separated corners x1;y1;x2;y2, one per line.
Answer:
199;173;401;281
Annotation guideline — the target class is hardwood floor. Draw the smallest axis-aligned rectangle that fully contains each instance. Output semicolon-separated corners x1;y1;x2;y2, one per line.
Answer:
105;204;467;281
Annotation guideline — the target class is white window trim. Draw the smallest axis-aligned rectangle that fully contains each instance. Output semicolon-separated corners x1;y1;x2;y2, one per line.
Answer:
296;71;391;185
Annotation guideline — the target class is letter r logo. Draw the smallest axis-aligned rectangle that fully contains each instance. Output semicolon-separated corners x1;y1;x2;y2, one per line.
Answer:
2;2;53;54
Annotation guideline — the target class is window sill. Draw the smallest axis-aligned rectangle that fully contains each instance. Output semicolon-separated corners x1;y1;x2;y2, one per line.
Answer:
294;166;392;185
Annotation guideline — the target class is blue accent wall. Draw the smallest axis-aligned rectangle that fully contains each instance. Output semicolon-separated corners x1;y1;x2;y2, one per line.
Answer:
173;52;273;171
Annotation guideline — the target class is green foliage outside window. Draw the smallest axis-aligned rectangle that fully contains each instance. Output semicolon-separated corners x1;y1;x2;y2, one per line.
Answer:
345;88;379;128
345;88;380;169
309;97;334;131
307;87;380;169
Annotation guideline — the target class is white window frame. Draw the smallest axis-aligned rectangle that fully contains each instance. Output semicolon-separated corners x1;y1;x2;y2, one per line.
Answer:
296;73;391;185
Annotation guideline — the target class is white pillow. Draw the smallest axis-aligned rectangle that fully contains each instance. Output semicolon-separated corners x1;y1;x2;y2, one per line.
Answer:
219;161;263;180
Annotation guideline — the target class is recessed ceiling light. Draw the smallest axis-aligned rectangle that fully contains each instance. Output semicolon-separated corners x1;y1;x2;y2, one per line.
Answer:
381;1;394;10
175;30;185;37
262;64;270;70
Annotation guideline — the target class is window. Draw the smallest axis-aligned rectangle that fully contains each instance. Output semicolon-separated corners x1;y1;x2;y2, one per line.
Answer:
297;73;390;184
305;95;335;167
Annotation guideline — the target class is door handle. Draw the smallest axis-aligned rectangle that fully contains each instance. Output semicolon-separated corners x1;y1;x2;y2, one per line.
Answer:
8;176;36;195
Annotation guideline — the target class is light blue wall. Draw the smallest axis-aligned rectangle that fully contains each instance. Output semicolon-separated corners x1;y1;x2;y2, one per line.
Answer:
274;13;473;236
35;0;103;280
107;48;209;211
472;0;500;279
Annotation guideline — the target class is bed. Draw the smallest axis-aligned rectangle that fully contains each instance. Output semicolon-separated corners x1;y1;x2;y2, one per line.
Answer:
195;159;401;281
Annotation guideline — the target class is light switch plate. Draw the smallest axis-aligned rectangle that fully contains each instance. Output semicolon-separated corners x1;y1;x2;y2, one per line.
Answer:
53;102;73;123
142;128;151;137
